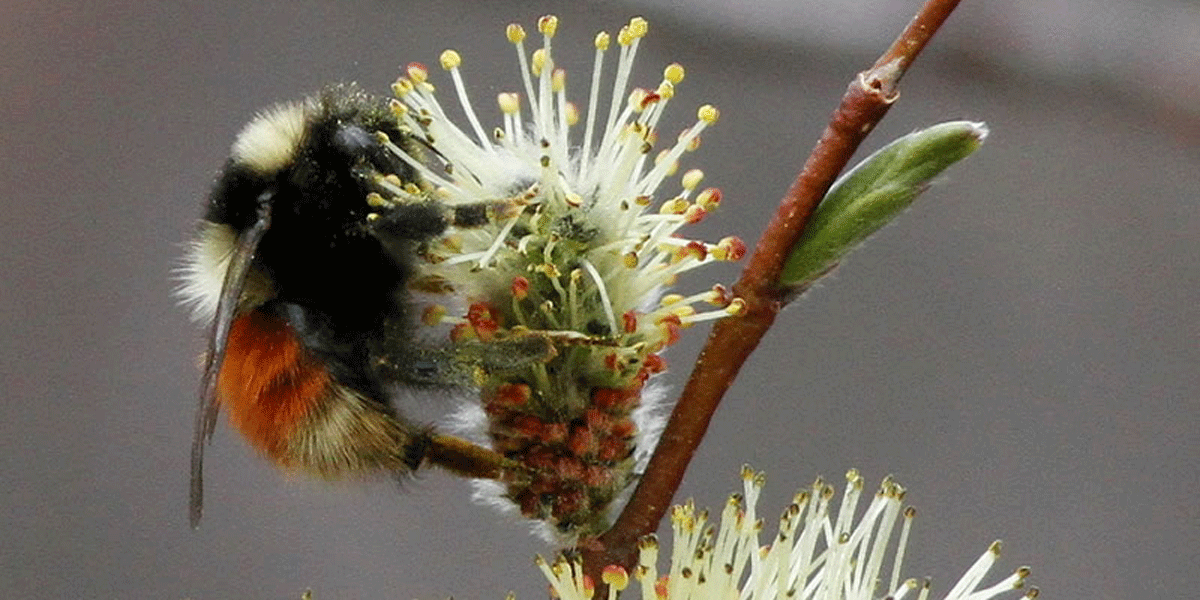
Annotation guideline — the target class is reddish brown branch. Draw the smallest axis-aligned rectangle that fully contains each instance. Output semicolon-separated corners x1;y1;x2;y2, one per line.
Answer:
874;0;964;79
578;0;965;581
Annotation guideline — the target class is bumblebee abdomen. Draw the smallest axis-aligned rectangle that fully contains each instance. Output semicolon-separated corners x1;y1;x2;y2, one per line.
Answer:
217;309;422;477
217;310;330;460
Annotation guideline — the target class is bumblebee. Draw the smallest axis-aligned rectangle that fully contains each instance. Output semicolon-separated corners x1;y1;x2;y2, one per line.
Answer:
178;85;524;528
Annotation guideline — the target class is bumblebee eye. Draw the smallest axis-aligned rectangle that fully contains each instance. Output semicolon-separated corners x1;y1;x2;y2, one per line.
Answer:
333;123;408;179
332;124;374;157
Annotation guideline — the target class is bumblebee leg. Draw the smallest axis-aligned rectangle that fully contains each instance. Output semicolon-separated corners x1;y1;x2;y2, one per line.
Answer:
372;333;561;387
444;199;523;229
453;333;559;373
372;344;478;387
364;197;523;246
458;330;621;373
365;201;453;241
425;434;529;484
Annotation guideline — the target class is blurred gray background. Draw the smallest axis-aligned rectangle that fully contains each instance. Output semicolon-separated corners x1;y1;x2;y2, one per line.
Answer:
2;0;1196;598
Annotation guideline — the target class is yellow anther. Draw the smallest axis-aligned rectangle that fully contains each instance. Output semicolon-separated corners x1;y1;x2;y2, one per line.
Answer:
659;197;689;215
696;187;721;211
538;15;558;37
497;92;520;114
672;305;697;319
405;63;428;84
725;298;747;316
627;17;649;38
617;25;633;46
663;63;685;84
439;49;462;70
602;565;630;591
391;78;414;97
506;24;526;44
713;236;747;261
531;49;546;76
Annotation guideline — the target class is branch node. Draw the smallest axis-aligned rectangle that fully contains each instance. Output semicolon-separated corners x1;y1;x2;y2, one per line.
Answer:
860;58;905;99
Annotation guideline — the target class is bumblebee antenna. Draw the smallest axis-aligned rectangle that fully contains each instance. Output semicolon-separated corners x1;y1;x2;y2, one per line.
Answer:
190;193;272;529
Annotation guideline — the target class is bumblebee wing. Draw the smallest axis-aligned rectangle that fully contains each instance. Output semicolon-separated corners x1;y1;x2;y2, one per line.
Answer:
190;196;272;529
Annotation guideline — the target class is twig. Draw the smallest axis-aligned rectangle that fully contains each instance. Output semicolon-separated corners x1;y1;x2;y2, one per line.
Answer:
578;0;965;580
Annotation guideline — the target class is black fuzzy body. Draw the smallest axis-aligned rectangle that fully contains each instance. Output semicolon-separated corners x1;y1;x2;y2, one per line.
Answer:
206;86;450;400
